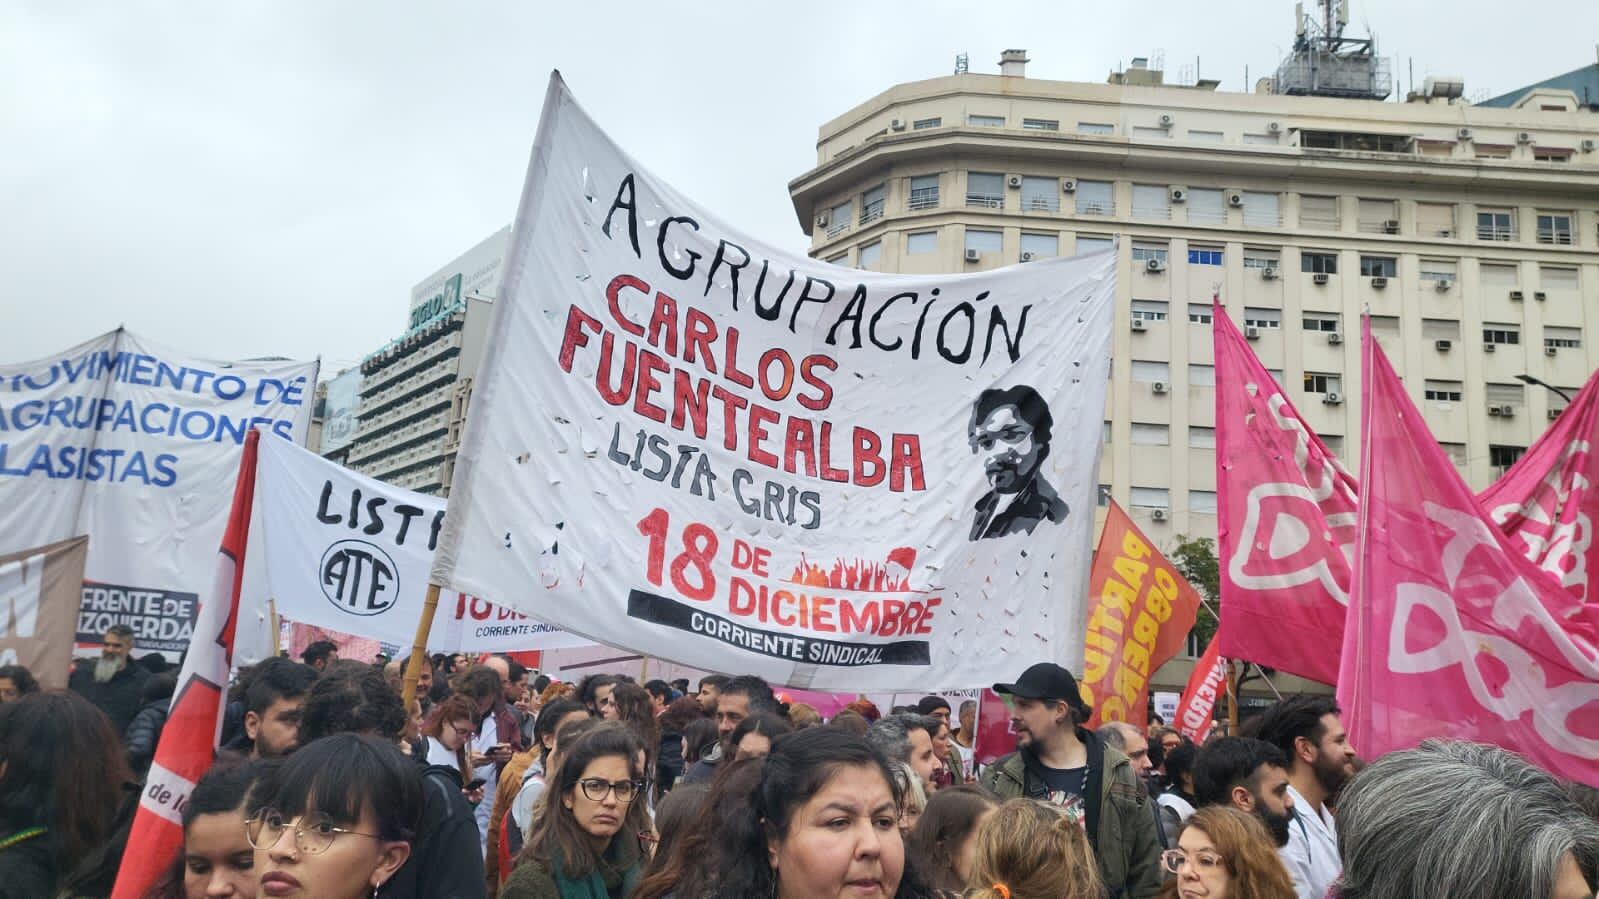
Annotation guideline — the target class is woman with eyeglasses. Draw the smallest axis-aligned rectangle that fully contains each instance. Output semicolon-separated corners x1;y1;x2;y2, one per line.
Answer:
246;733;421;899
423;693;488;805
501;722;649;899
1157;805;1295;899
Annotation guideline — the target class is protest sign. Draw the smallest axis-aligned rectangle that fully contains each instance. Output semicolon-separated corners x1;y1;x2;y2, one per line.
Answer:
113;431;259;899
430;73;1116;691
233;435;588;664
1341;322;1599;783
1082;500;1202;728
0;536;88;686
0;329;316;656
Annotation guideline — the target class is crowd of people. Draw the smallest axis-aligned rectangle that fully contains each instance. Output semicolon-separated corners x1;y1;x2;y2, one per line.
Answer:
0;630;1597;898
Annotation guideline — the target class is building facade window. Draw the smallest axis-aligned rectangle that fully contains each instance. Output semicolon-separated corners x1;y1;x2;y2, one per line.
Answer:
1421;318;1461;340
1302;252;1338;275
1188;364;1216;386
912;117;942;130
1077;122;1114;135
1243;248;1280;269
1131;423;1170;445
1188;188;1226;224
1242;192;1281;227
1188;304;1213;325
857;241;881;268
1132;184;1172;220
1303;312;1340;332
1129;487;1171;509
1360;255;1398;277
1074;180;1114;215
1299;195;1340;230
1188;426;1216;448
1303;372;1341;394
1357;198;1398;234
1020;176;1059;212
1490;445;1527;476
1480;262;1519;286
1074;235;1114;255
1537;213;1574;245
1189;491;1218;514
905;231;938;254
1545;326;1582;349
1022;118;1060;131
966;172;1005;208
1542;265;1580;289
1483;325;1520;346
1189;246;1224;265
1020;232;1059;260
1131;300;1169;322
964;228;1003;254
1419;259;1458;282
908;174;940;210
1417;202;1456;237
1243;307;1281;329
1188;130;1224;142
860;185;886;224
1477;209;1515;241
1243;133;1279;145
1132;126;1170;140
968;114;1004;128
1131;241;1169;265
1424;381;1463;402
826;200;852;237
1131;360;1171;382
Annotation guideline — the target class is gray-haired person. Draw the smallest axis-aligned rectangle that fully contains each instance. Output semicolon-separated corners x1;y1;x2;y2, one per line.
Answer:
1335;740;1599;899
867;713;945;795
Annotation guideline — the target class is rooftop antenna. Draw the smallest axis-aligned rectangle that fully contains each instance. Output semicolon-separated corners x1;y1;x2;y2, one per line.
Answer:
954;53;969;75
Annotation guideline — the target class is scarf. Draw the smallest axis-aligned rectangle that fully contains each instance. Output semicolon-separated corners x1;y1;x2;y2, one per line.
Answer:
551;836;642;899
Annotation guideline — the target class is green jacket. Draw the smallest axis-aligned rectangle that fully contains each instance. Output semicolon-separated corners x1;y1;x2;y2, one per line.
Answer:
499;834;642;899
978;727;1163;899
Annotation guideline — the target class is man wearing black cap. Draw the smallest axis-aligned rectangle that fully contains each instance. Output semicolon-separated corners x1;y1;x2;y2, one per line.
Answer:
979;662;1163;898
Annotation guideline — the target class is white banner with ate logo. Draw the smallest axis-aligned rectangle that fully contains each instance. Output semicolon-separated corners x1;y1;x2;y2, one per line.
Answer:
234;436;588;664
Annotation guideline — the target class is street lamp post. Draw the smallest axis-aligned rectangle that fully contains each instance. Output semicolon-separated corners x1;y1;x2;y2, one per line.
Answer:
1515;373;1573;404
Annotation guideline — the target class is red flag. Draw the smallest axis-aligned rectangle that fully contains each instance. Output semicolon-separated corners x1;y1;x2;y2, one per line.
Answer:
1340;322;1599;782
113;430;260;898
973;688;1017;766
1082;500;1203;728
1174;635;1227;743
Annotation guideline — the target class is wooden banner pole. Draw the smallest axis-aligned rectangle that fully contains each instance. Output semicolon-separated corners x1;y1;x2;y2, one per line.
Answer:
268;599;281;657
401;583;443;710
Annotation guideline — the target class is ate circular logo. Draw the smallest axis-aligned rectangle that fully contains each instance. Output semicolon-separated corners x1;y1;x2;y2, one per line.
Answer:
319;539;399;616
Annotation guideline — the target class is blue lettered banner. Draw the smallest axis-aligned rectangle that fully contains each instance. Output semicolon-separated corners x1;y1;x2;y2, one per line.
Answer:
0;330;317;655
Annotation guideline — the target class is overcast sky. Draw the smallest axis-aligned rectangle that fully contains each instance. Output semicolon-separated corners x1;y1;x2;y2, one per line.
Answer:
3;1;1596;374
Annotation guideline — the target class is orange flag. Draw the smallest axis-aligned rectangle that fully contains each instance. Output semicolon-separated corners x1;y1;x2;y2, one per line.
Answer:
1081;500;1203;728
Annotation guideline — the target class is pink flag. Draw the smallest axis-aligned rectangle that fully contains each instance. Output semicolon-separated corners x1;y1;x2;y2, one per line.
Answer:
1174;634;1227;742
1479;373;1599;604
1214;302;1358;683
1340;323;1599;783
113;430;259;898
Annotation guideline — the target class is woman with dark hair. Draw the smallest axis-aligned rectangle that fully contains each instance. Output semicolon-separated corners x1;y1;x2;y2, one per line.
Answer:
609;683;661;785
680;718;719;768
906;784;999;893
727;712;792;761
655;696;704;796
148;757;277;899
500;699;592;882
0;691;132;895
664;727;922;898
635;759;766;899
1157;741;1200;839
0;665;39;703
501;723;650;899
1157;805;1295;899
247;734;421;899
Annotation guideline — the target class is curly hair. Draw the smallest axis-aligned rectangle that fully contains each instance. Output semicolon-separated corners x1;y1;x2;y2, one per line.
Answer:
1173;806;1296;899
966;799;1101;899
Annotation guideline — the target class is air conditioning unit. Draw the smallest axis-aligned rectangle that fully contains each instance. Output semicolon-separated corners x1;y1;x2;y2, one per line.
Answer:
1227;191;1245;207
1435;339;1453;351
1313;273;1331;285
964;248;981;262
1517;131;1534;144
1490;403;1516;417
1146;258;1167;273
1583;139;1597;153
1152;381;1168;394
1327;332;1344;345
1371;276;1389;289
890;118;906;131
1261;266;1280;280
1007;175;1023;188
1245;326;1262;340
1151;508;1169;522
1020;251;1036;263
1170;187;1188;202
1534;291;1547;302
1323;392;1343;405
1546;346;1558;356
1484;343;1498;353
815;211;830;227
1383;219;1401;233
1510;290;1525;301
1159;114;1175;128
1131;318;1148;331
1457;127;1474;141
1267;121;1283;134
1435;279;1454;292
1550;408;1566;420
1061;178;1078;193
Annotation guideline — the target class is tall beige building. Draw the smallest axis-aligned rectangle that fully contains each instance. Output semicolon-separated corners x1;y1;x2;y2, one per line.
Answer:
789;52;1599;548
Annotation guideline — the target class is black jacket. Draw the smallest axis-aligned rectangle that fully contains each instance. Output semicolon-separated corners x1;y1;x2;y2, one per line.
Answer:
124;697;170;775
68;660;150;734
384;761;487;899
969;473;1069;541
0;830;55;899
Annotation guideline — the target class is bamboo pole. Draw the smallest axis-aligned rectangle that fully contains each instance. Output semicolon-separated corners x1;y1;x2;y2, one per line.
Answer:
268;599;281;656
401;583;443;709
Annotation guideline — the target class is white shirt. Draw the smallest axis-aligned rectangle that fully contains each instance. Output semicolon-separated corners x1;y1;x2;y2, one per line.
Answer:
471;718;499;856
511;760;546;839
1281;783;1341;899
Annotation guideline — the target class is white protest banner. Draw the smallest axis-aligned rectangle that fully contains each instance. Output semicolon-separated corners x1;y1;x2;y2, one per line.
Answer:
233;434;588;664
0;330;317;657
430;74;1115;691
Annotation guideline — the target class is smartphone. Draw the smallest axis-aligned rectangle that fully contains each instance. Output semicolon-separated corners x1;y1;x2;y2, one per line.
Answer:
492;744;512;755
465;778;487;791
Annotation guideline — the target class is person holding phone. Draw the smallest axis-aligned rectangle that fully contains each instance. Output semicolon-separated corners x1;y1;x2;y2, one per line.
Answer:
423;694;487;806
501;723;649;899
